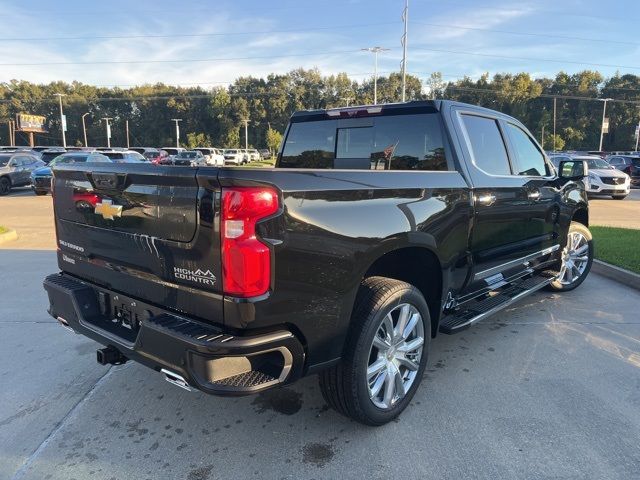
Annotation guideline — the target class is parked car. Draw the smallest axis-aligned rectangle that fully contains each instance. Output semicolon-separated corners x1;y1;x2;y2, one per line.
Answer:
549;154;630;199
100;150;147;163
44;100;592;426
150;150;170;165
129;147;161;161
247;149;261;162
0;152;45;195
258;149;271;159
161;147;185;161
40;147;67;164
173;150;205;166
223;149;246;165
607;155;640;187
30;151;110;195
193;148;225;166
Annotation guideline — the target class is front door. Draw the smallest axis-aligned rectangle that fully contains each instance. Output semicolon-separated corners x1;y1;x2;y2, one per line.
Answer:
450;108;557;295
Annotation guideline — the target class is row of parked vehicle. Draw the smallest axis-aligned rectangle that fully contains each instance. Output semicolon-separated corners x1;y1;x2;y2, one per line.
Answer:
0;145;273;195
547;151;640;200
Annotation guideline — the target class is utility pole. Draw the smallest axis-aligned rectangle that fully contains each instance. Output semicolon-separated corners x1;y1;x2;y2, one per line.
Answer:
552;97;557;152
125;120;130;149
241;118;249;149
102;117;112;148
599;98;613;152
81;113;89;147
401;0;409;102
54;93;67;148
171;119;182;148
541;124;545;149
362;47;389;105
634;120;640;152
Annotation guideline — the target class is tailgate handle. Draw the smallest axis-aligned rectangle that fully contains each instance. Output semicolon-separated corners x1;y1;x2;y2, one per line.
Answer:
90;172;124;189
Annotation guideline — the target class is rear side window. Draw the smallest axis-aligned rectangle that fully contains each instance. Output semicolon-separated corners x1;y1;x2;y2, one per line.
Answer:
505;123;548;176
462;115;511;176
281;113;448;171
280;120;336;168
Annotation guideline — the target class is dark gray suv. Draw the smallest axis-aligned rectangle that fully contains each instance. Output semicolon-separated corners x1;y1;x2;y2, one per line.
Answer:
0;152;45;195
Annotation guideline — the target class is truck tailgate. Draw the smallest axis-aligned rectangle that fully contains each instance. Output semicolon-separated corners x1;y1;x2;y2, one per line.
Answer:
52;163;224;326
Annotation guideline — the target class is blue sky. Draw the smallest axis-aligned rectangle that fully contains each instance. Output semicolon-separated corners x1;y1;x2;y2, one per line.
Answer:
0;0;638;87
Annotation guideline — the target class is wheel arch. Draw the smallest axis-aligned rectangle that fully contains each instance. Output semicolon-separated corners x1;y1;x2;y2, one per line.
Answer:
362;246;443;338
572;207;589;227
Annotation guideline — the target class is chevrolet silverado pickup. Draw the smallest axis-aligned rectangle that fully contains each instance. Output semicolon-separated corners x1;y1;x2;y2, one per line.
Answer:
44;100;593;425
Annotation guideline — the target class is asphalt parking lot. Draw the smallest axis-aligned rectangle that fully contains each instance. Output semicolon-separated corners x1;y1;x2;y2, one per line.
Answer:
1;189;640;479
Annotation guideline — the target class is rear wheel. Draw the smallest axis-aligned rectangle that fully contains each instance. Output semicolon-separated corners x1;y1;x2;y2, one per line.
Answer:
319;276;430;426
547;221;593;292
0;177;10;196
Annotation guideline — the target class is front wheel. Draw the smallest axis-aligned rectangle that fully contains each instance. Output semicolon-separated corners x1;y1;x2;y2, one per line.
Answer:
0;177;10;196
547;221;593;292
319;276;430;426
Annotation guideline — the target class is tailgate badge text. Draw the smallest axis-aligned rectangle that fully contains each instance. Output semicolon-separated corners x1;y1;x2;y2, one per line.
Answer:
174;267;217;286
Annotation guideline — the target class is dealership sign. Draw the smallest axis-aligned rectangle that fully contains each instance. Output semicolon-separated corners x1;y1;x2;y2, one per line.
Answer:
15;113;48;133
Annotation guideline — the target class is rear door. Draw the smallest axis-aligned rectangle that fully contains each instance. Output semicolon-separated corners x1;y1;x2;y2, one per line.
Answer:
451;107;558;294
52;162;224;325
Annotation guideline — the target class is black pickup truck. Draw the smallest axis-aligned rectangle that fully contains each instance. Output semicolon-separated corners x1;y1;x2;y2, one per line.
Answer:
44;100;592;425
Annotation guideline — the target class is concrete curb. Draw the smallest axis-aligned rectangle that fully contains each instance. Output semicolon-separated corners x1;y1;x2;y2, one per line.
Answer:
592;259;640;291
0;228;18;244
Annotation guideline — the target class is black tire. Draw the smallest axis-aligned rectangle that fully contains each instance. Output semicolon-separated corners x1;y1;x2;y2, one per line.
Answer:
612;195;627;200
319;276;431;426
546;221;593;292
0;177;10;196
34;190;47;196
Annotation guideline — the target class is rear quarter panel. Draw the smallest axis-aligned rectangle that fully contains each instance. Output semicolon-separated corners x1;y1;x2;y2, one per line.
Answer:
217;167;473;369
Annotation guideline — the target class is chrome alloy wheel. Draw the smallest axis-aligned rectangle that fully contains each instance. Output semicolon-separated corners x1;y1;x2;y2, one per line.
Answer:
558;230;589;285
367;303;424;409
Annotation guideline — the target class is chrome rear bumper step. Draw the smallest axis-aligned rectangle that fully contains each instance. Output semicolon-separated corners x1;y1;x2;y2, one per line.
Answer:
439;271;557;334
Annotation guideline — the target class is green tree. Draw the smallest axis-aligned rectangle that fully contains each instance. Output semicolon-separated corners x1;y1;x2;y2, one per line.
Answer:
266;127;283;156
186;132;211;148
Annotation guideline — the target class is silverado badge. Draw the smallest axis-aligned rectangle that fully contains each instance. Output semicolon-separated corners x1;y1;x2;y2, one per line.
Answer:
94;199;123;220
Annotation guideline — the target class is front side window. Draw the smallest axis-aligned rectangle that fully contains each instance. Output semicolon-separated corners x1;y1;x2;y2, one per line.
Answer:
506;123;548;176
462;115;511;176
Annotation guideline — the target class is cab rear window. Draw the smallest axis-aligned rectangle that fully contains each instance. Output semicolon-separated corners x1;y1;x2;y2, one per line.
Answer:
280;113;449;171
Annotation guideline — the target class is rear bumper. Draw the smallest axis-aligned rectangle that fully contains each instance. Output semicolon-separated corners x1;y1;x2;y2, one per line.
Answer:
43;273;305;396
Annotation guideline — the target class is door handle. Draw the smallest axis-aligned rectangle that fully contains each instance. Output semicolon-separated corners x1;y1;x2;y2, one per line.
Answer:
528;190;541;200
475;194;496;206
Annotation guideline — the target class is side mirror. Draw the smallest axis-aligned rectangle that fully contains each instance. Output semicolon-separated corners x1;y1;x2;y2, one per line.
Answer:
558;159;588;180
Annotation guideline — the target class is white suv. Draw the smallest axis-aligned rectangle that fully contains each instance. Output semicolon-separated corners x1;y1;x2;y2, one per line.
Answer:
223;149;246;165
194;148;225;166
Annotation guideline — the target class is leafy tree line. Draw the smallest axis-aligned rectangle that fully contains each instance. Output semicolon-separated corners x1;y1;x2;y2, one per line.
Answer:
1;69;639;151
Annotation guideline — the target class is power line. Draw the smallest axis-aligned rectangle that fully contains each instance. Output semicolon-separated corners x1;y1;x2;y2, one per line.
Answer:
0;49;361;66
0;22;397;42
444;85;640;105
410;21;639;47
411;46;640;71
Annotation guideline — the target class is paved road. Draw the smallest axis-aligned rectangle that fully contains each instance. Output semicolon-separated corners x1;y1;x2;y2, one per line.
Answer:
1;249;639;480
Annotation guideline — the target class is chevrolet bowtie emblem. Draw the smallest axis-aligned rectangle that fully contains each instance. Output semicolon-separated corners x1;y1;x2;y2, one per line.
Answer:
94;199;123;220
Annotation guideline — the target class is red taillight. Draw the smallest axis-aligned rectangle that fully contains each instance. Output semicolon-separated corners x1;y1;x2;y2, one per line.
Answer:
221;187;279;297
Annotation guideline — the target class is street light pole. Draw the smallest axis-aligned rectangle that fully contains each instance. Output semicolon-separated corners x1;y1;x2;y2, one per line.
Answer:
401;0;409;102
54;93;67;148
362;46;389;105
241;118;249;150
102;117;112;148
81;113;89;147
171;119;182;148
599;98;613;152
125;120;130;149
552;96;557;152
